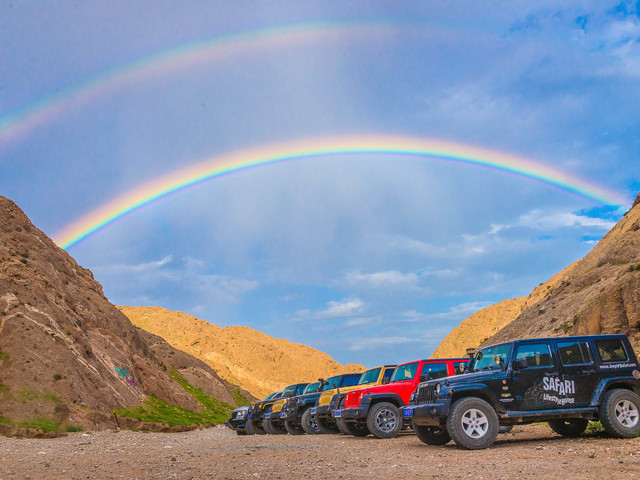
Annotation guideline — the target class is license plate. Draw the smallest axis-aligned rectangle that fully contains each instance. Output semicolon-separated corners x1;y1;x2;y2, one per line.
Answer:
309;408;316;415
280;412;286;418
248;413;252;418
333;410;342;418
265;413;271;419
403;407;413;417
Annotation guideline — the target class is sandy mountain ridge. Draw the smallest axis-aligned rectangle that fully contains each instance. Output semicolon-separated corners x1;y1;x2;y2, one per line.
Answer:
118;306;365;399
0;196;253;435
434;192;640;357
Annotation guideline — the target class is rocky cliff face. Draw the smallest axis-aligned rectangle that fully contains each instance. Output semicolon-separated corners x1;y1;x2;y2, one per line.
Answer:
0;197;251;434
433;192;640;357
119;306;365;399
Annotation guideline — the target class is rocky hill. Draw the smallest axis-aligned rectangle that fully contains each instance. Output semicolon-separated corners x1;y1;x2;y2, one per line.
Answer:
118;306;365;399
0;197;253;436
433;192;640;357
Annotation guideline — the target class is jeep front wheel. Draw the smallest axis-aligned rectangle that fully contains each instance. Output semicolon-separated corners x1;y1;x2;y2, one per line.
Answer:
600;389;640;438
548;418;588;437
245;417;265;435
301;408;319;434
284;420;305;435
412;423;451;445
340;419;370;437
446;397;499;449
316;416;340;434
367;402;402;439
268;419;288;435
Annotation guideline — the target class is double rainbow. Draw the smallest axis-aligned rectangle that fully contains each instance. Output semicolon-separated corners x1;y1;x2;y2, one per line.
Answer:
53;135;629;250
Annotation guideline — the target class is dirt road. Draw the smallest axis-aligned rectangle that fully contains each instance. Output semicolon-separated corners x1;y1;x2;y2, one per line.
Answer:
1;424;639;479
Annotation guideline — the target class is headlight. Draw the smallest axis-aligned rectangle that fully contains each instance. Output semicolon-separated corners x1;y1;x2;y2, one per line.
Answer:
409;392;416;402
434;383;441;394
238;410;247;418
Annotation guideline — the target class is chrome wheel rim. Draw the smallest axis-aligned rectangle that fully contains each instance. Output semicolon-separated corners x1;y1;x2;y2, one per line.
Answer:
462;408;489;438
615;400;639;428
375;407;397;432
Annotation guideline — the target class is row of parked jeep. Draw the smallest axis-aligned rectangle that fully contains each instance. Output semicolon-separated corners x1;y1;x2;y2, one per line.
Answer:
226;334;640;449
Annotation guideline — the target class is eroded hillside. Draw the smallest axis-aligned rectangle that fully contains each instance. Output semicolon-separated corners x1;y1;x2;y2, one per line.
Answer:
119;306;365;398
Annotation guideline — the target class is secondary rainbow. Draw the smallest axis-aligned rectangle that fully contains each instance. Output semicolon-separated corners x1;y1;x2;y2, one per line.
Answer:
0;21;403;148
54;135;629;250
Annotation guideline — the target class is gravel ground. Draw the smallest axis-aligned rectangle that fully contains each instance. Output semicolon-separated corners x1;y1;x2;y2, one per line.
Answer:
1;424;639;480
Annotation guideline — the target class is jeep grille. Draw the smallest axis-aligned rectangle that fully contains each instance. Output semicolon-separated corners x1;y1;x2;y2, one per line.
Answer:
416;384;436;404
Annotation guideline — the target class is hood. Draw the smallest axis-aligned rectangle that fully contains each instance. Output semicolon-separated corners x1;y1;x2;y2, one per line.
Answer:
424;370;504;387
233;405;250;413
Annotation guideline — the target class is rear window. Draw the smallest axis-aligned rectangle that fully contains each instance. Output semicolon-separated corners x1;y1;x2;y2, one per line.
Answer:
515;343;553;367
596;338;628;363
454;361;468;375
558;340;592;365
420;362;449;380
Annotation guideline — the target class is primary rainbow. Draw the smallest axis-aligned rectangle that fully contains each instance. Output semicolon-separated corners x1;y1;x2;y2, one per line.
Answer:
0;21;402;148
54;135;629;250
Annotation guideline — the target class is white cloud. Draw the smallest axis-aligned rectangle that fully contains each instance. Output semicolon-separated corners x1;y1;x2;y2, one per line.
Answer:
345;270;419;287
295;297;366;321
489;209;617;234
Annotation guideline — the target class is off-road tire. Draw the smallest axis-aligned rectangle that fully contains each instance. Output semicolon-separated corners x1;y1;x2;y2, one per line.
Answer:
446;397;499;450
412;423;451;445
498;425;513;434
268;419;288;435
262;416;275;434
600;389;640;438
301;408;319;435
366;402;402;439
316;416;340;434
245;417;265;435
336;417;350;435
548;418;588;437
284;420;305;435
340;419;370;437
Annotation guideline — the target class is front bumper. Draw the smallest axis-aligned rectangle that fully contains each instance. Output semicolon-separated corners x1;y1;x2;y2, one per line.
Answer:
403;399;451;426
278;409;298;421
313;405;332;418
264;411;285;423
332;405;369;420
226;418;246;431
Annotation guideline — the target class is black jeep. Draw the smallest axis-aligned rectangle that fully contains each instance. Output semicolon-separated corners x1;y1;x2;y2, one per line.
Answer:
244;391;283;435
404;334;640;449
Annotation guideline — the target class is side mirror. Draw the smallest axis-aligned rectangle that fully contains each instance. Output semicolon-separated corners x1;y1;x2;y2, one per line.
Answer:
513;358;528;370
419;374;428;382
382;378;390;385
458;363;466;374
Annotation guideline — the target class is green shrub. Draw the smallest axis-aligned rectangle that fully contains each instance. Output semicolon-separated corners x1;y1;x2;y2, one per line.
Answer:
65;425;83;432
17;417;60;433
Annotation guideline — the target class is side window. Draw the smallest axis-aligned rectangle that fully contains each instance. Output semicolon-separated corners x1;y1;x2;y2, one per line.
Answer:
558;340;592;365
596;339;628;363
340;375;361;387
420;362;448;380
383;367;395;382
453;361;468;375
515;343;553;367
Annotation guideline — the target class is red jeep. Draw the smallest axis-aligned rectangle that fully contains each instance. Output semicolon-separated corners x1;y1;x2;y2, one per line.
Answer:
332;358;468;438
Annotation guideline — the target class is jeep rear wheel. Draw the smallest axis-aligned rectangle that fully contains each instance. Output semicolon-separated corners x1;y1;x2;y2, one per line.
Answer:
412;423;451;445
284;420;305;435
316;416;340;434
548;418;588;437
600;389;640;438
340;419;370;437
301;408;319;434
366;402;402;439
446;397;499;450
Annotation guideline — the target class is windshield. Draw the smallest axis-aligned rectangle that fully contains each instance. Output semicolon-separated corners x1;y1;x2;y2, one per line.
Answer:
303;382;320;394
358;367;381;385
471;343;513;372
390;362;419;382
263;392;278;401
322;376;341;391
282;385;296;397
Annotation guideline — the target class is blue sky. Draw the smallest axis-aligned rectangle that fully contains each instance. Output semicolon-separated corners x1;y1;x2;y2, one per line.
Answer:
2;1;639;367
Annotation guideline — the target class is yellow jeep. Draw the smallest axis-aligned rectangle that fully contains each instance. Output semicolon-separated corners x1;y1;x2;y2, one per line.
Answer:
311;365;396;434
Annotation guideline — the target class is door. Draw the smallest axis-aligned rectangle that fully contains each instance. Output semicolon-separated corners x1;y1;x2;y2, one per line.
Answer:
556;339;597;408
512;341;560;411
